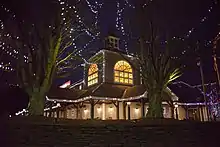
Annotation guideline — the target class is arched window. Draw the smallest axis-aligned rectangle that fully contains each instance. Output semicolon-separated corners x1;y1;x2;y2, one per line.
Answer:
88;64;98;86
114;60;133;84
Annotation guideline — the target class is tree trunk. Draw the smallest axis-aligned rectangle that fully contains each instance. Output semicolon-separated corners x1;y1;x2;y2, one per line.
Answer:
147;92;163;118
28;92;45;116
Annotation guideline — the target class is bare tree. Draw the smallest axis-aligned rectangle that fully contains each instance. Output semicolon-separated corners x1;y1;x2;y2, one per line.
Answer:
0;2;97;115
137;22;181;118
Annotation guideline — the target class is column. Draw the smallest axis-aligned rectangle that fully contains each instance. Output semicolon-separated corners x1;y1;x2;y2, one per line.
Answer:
64;109;67;118
90;100;94;119
185;106;189;120
49;102;52;117
116;101;119;120
56;109;59;119
76;104;79;119
127;102;131;120
123;101;126;119
102;102;106;120
141;99;145;118
199;106;204;121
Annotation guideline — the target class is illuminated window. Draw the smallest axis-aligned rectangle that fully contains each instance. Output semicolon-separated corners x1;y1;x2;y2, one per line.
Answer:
88;64;98;86
114;60;133;84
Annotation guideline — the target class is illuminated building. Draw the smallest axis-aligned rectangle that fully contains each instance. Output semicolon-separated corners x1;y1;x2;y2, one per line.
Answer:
46;35;208;121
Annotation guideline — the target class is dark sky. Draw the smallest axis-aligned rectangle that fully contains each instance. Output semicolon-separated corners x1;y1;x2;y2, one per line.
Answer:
0;0;220;87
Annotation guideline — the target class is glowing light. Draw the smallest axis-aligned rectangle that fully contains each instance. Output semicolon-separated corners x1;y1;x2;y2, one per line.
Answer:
134;108;139;114
84;109;88;114
97;107;101;112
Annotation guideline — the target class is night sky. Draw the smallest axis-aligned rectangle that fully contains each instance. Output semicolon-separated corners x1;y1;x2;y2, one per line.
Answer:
0;0;220;88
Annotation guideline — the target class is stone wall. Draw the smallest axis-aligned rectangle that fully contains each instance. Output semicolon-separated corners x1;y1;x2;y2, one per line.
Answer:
3;117;220;147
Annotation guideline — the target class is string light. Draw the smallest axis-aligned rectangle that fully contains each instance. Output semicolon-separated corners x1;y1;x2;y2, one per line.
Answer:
116;1;128;54
183;3;217;39
124;0;135;9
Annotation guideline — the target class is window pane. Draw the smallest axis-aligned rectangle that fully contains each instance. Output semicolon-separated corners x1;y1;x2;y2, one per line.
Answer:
124;79;128;83
114;61;133;85
115;71;119;76
115;77;119;82
124;73;128;78
88;64;98;86
94;73;98;78
120;72;123;77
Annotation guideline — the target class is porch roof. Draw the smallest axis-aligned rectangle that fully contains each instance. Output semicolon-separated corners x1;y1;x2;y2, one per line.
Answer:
79;83;129;98
122;84;146;98
47;83;147;102
48;87;87;100
169;84;204;103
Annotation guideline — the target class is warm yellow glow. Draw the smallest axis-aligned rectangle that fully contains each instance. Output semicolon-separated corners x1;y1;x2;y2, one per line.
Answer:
102;103;106;120
108;107;113;112
127;102;131;105
97;107;101;113
134;108;139;114
84;109;88;114
88;64;98;86
174;102;178;108
114;60;133;84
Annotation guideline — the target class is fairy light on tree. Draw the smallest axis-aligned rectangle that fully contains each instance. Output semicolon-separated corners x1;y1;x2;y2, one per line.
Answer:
0;0;100;115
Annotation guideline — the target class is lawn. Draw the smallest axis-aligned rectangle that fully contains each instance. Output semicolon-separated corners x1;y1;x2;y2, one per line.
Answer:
2;116;220;147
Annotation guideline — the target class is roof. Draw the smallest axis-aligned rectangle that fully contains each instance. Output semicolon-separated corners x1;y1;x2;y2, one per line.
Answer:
49;82;203;104
47;83;146;101
48;87;86;100
122;84;146;98
79;83;129;98
169;84;204;103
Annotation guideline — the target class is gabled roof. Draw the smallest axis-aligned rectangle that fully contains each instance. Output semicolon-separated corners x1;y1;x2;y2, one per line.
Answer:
169;84;204;103
79;83;129;98
48;87;87;101
122;84;146;98
48;83;145;102
47;83;180;103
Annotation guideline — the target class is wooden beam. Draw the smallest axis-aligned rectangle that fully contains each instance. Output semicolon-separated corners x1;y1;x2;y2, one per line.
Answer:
94;100;100;105
116;101;119;120
89;99;95;119
141;98;145;118
123;101;126;120
112;101;117;107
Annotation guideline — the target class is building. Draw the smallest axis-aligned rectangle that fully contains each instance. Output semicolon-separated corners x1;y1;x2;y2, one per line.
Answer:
45;35;209;121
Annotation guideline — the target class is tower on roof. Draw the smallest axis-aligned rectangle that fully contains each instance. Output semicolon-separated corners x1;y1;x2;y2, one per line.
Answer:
104;35;120;50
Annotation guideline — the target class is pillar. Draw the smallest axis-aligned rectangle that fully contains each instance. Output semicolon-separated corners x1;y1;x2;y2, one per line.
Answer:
128;104;131;120
64;109;67;118
200;106;204;121
123;101;126;119
116;101;119;120
90;100;94;119
141;99;145;118
76;105;79;119
102;103;106;120
185;106;189;120
56;109;59;119
49;102;52;117
175;107;178;120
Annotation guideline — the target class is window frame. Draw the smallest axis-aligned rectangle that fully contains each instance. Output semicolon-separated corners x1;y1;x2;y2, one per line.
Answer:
114;60;133;85
88;64;98;86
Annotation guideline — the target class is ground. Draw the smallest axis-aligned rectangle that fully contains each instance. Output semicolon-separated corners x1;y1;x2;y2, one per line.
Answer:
2;116;220;147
